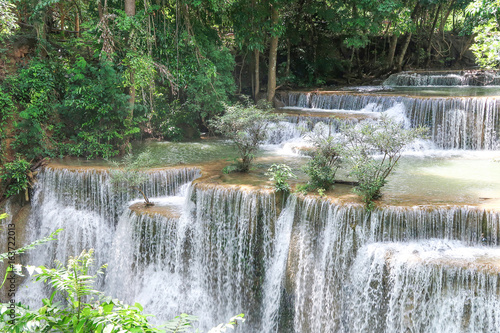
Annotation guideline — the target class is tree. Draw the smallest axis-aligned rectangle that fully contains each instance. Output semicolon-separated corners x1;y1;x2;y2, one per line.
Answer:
341;116;427;207
302;124;343;191
109;150;155;206
210;100;279;172
466;0;500;68
267;3;280;103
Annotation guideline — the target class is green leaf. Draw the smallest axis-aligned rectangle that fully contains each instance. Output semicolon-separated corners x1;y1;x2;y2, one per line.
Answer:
103;324;114;333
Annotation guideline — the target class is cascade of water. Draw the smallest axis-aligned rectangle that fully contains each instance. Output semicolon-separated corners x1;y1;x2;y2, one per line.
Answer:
107;184;279;330
260;195;297;333
264;117;350;146
279;92;500;150
17;167;200;309
13;165;500;332
384;71;500;86
350;240;500;333
280;200;500;332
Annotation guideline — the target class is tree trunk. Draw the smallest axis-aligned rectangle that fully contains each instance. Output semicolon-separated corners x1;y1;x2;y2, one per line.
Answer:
426;4;441;68
98;1;103;20
439;0;456;35
254;48;260;102
387;34;398;70
396;2;420;71
267;5;279;104
125;0;136;126
75;12;80;37
396;32;412;71
125;0;136;16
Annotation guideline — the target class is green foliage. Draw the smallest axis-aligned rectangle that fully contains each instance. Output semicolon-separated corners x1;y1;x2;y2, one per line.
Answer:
0;86;15;162
342;116;427;206
0;159;31;198
0;0;18;39
1;249;164;333
0;224;62;290
59;58;132;158
35;249;107;315
0;224;245;333
302;125;343;191
210;100;278;172
465;0;500;68
266;163;296;192
0;228;62;262
469;19;500;68
6;59;64;159
294;184;309;195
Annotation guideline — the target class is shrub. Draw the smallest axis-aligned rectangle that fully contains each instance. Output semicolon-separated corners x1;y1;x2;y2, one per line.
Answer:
266;163;296;192
0;158;31;198
210;99;278;172
302;125;343;190
341;115;427;206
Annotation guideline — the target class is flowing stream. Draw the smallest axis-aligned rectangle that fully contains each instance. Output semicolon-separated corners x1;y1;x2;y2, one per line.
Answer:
13;71;500;332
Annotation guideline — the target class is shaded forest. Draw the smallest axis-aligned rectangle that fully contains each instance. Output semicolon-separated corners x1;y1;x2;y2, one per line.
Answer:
0;0;497;191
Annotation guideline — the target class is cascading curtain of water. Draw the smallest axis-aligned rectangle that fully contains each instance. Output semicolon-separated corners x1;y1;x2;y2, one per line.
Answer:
350;240;500;333
277;92;500;150
16;167;200;309
384;71;500;86
13;166;500;332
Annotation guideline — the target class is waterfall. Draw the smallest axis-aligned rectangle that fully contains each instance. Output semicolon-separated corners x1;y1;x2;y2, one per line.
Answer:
264;116;351;145
278;92;500;150
106;184;280;331
280;200;500;332
350;240;500;333
17;167;200;309
384;71;500;86
261;195;297;333
12;165;500;332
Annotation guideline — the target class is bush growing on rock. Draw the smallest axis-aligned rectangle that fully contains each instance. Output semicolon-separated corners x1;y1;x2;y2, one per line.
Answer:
341;115;428;207
210;99;279;172
302;124;343;191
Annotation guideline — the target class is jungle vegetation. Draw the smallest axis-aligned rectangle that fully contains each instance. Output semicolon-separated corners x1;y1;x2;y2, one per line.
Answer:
0;0;496;199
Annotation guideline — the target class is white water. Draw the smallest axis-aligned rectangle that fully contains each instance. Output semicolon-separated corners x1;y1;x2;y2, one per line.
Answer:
277;92;500;150
12;166;500;332
261;195;297;333
384;71;500;86
350;240;500;333
10;71;500;332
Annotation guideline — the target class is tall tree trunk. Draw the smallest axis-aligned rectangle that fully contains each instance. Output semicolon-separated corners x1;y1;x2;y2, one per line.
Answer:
426;4;441;67
254;48;260;102
387;34;398;70
439;0;455;35
59;6;65;38
267;5;279;104
396;32;411;71
98;1;103;20
75;13;80;38
396;2;420;71
125;0;136;126
125;0;136;16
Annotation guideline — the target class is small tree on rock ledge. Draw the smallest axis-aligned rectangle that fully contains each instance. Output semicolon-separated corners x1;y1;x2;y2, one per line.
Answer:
210;99;279;172
110;150;155;206
342;115;428;208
